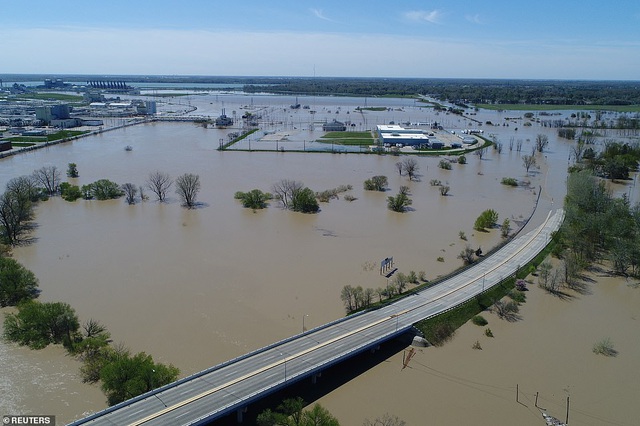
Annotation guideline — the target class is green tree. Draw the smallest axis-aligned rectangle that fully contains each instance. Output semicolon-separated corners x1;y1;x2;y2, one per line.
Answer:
235;189;273;210
86;179;124;200
67;163;79;178
0;257;39;307
364;175;388;191
474;209;499;231
0;176;39;245
501;218;511;238
59;182;83;201
291;187;319;213
3;300;79;349
387;192;412;212
100;351;179;406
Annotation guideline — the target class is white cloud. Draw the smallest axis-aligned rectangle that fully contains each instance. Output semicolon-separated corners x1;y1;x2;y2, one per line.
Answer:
465;14;484;25
310;8;337;23
404;10;443;24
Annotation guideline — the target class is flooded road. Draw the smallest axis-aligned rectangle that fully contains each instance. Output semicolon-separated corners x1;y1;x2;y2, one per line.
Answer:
1;93;636;424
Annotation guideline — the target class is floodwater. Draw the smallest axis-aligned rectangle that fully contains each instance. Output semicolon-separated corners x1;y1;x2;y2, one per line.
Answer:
0;93;637;424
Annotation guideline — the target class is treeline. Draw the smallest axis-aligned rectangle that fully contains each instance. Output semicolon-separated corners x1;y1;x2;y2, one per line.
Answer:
571;140;640;181
555;170;640;278
242;78;640;106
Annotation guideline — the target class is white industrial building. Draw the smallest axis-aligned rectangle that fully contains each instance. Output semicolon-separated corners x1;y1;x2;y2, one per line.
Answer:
376;124;429;147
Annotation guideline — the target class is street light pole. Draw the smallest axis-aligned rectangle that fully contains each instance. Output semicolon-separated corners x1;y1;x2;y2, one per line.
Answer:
280;352;287;381
302;314;309;333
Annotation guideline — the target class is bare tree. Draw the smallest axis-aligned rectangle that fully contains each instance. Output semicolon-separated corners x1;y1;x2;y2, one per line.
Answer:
535;134;549;153
138;185;147;201
475;147;487;160
401;157;419;181
516;139;523;152
439;185;450;196
175;173;201;208
571;140;586;164
522;153;537;174
394;161;403;176
271;179;303;209
509;136;515;151
146;171;173;202
121;183;137;205
32;166;60;195
458;244;475;265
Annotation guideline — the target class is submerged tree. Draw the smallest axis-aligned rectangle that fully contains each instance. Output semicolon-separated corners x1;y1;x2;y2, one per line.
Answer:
32;166;61;196
0;256;39;307
121;183;138;205
363;175;388;191
387;192;412;212
146;171;173;202
234;189;273;210
175;173;201;208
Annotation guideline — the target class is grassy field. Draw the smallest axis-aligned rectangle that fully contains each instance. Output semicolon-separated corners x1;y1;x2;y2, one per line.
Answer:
317;131;375;146
477;103;640;112
8;130;88;143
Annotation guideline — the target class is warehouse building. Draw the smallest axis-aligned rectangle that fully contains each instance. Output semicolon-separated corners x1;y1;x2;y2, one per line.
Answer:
376;124;429;147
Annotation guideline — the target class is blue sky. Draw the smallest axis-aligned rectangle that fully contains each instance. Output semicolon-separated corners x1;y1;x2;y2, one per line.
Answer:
2;0;639;80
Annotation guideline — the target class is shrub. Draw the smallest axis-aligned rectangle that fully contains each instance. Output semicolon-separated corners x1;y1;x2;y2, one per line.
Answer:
458;155;467;164
430;179;442;186
431;322;455;346
439;185;450;196
515;279;528;291
501;177;518;186
593;338;617;356
485;328;494;337
438;160;452;170
407;271;418;284
344;194;357;202
387;192;412;212
472;315;488;326
418;270;427;281
437;256;444;262
235;189;272;210
459;231;467;240
508;289;526;304
472;340;482;350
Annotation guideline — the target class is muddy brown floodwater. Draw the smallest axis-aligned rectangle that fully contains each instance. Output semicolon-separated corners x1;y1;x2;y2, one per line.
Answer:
0;94;638;425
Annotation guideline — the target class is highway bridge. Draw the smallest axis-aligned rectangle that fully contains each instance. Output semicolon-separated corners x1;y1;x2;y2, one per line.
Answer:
69;209;564;426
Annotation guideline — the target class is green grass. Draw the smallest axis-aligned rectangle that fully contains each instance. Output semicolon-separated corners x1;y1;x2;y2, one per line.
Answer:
8;130;87;144
355;107;387;111
6;142;37;147
318;131;374;146
322;132;372;139
477;103;640;112
16;93;84;102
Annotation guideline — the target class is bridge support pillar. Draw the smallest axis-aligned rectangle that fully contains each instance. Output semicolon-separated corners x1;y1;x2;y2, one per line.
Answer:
237;406;248;423
311;372;321;384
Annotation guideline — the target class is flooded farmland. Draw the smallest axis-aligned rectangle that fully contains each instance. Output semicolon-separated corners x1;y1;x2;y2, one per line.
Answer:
0;93;638;425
